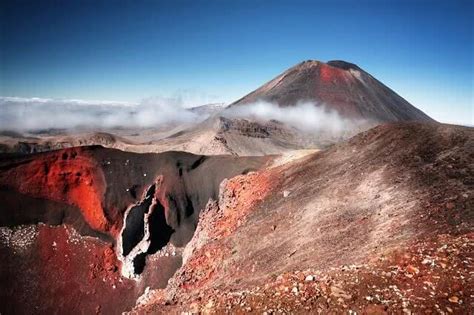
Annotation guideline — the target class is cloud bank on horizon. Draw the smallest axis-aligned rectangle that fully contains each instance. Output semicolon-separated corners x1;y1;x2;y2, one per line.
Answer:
0;96;206;131
223;101;367;134
0;96;366;134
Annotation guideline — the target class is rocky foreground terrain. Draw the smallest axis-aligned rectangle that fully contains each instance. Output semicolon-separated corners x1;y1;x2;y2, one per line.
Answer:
133;122;473;314
0;122;472;314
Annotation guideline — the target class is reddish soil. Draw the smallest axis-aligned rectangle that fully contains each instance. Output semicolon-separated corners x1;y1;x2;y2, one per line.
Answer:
212;171;273;238
319;62;350;83
0;147;110;233
143;233;473;314
0;224;137;314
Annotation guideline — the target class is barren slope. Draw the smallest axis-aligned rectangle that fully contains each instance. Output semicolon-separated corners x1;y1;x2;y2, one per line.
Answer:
134;122;473;314
149;115;333;156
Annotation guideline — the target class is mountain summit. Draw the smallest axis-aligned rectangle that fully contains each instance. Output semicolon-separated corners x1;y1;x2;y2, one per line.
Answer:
232;60;434;123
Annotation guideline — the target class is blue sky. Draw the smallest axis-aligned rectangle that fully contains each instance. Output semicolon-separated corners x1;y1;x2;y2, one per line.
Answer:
1;0;472;125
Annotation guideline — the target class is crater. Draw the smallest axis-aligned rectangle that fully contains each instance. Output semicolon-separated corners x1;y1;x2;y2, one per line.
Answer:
326;60;361;71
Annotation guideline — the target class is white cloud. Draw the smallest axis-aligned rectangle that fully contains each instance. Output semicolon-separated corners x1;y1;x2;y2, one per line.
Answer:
223;101;366;134
0;96;207;131
0;96;368;136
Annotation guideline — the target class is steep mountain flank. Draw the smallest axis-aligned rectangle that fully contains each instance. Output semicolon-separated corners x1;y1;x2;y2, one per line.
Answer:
232;60;434;123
